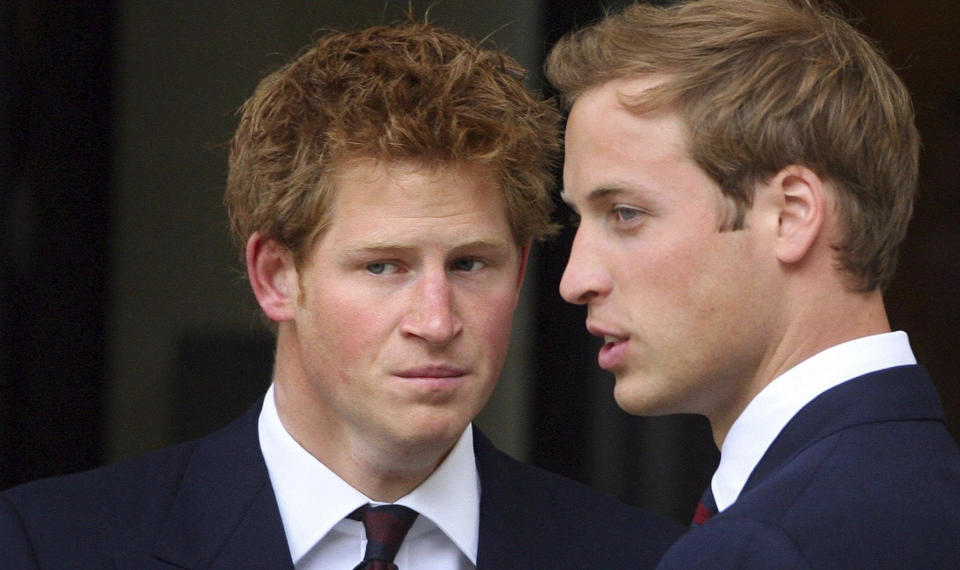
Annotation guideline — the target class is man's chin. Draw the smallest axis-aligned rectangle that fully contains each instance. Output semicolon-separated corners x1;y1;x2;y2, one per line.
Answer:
612;376;668;416
388;412;469;450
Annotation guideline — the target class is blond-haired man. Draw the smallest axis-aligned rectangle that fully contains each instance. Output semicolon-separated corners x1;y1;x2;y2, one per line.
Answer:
548;0;960;567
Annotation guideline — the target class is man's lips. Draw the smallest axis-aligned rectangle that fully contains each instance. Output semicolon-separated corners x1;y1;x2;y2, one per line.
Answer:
394;366;467;379
587;322;629;371
598;338;629;370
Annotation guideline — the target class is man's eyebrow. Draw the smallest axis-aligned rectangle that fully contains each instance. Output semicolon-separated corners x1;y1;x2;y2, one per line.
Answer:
341;238;515;256
447;238;516;255
586;187;626;203
340;242;411;256
561;186;630;210
461;237;515;248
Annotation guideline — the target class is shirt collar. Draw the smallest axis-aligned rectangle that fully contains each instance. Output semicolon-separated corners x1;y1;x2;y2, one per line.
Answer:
258;384;480;564
712;331;916;511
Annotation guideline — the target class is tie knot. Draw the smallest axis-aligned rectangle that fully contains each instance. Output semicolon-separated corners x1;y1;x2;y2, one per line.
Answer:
349;504;419;567
691;485;718;527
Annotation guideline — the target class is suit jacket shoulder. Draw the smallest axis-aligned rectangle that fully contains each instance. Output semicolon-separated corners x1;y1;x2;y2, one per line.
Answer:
1;403;292;569
473;427;684;569
658;365;960;569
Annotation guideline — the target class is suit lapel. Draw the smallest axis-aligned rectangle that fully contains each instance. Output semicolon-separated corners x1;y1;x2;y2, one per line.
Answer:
473;426;543;569
147;402;293;569
743;365;945;493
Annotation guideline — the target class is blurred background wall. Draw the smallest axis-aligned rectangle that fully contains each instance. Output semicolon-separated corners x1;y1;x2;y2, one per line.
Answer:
3;0;958;525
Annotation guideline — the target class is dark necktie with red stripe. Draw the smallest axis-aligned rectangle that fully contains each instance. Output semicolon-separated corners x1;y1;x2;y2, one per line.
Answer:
691;485;718;527
349;504;419;570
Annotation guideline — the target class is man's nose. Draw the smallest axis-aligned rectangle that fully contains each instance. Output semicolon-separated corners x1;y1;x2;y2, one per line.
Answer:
559;226;612;305
400;270;463;345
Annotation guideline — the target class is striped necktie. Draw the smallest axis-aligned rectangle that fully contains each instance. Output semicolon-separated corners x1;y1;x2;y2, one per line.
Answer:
349;504;419;570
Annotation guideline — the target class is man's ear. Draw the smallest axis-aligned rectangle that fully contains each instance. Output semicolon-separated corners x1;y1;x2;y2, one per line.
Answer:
515;243;531;292
246;232;298;322
772;165;827;265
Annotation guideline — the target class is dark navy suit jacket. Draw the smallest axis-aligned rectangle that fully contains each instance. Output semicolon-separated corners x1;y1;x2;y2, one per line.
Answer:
1;402;683;569
657;365;960;569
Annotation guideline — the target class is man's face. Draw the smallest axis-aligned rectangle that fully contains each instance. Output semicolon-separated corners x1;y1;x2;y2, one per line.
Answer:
286;159;526;456
560;77;776;427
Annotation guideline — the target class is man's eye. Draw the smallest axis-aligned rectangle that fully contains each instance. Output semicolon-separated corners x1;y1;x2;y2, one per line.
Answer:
366;262;399;275
451;259;486;272
614;206;643;223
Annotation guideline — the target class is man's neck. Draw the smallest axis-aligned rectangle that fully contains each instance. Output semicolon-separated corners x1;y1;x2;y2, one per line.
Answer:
271;378;455;502
709;288;891;447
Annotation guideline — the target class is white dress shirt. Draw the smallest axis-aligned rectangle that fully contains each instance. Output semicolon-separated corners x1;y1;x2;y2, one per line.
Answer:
712;331;917;512
258;384;479;569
